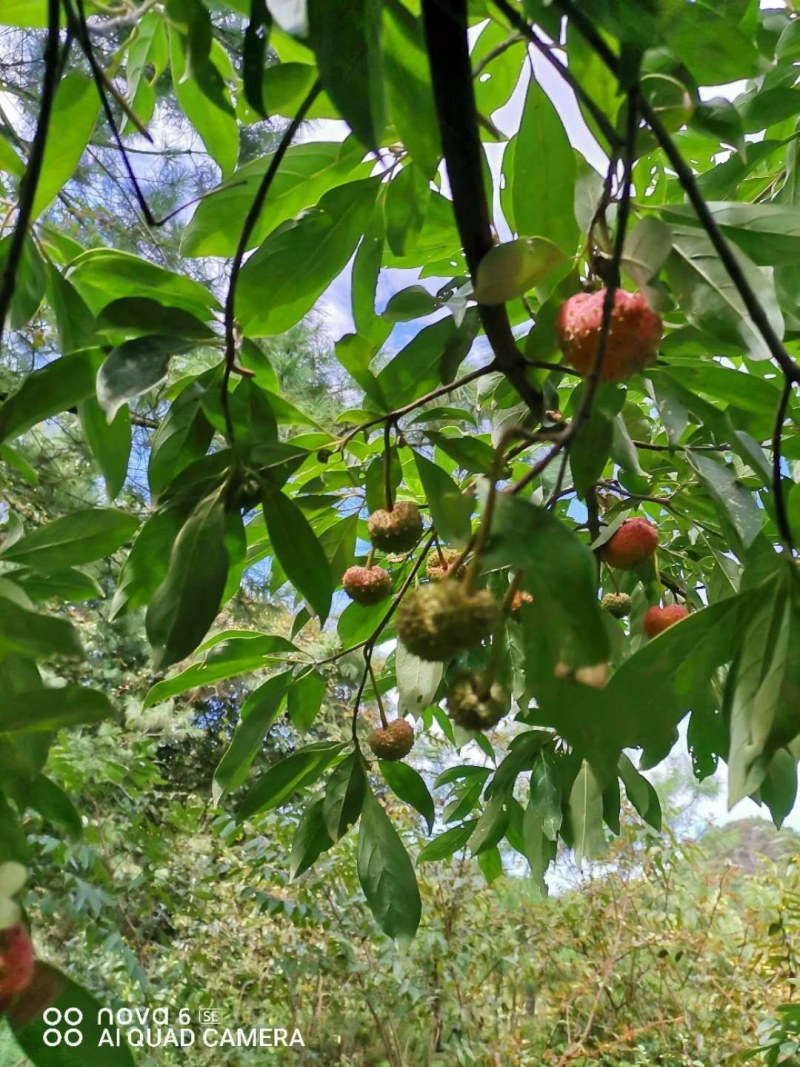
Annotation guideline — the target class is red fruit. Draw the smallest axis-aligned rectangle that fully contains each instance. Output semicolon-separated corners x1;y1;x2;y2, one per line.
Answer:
342;565;392;606
0;923;34;1001
643;604;689;638
601;518;658;570
557;289;662;382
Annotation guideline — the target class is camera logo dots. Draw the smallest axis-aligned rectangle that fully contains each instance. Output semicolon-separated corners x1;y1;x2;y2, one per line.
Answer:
42;1006;84;1047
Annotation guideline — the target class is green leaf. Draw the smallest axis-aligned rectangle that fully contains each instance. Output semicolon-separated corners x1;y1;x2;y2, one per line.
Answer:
474;238;566;304
95;297;217;344
0;350;99;443
665;226;784;360
181;140;367;257
379;759;435;833
760;748;797;830
728;574;800;806
377;317;456;406
68;248;218;319
0;236;45;329
617;754;661;831
262;487;333;622
512;78;578;254
31;73;99;219
0;685;113;733
26;774;82;837
385;163;429;257
237;741;346;820
338;599;387;646
412;449;472;546
111;503;189;619
686;450;762;552
290;797;334;879
237;178;379;336
287;670;326;733
13;568;103;604
483;494;609;674
97;335;191;422
528;750;563;841
470;792;511;855
418;819;477;862
569;408;614;498
383;1;440;177
323;751;367;841
78;396;131;500
2;508;138;569
242;0;272;117
0;598;83;660
145;495;229;670
144;633;295;706
308;0;385;149
213;670;293;798
568;760;605;863
357;788;421;942
395;641;443;716
169;26;239;175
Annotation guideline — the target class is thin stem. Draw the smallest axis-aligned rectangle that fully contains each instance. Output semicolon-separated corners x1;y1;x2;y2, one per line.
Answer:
368;660;388;729
222;80;322;447
491;0;623;151
383;421;394;511
0;0;62;351
335;363;497;454
771;377;795;555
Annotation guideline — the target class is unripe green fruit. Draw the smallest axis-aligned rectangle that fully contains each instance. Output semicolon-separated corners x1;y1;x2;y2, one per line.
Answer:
368;719;415;761
601;592;632;618
395;581;500;662
446;671;510;731
367;502;423;554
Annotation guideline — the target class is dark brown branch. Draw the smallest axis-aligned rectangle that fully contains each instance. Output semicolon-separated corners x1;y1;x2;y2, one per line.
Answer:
0;0;62;352
420;0;542;417
491;0;623;152
222;80;321;446
771;377;795;555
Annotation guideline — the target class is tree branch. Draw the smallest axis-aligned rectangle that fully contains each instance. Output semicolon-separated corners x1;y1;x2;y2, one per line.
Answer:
771;377;795;555
420;0;543;417
0;0;62;352
222;80;321;447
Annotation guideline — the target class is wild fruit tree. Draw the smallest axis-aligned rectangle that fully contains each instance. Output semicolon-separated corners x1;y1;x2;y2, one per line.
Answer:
1;0;800;1053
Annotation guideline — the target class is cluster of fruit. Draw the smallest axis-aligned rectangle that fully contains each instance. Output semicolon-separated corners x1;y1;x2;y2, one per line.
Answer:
345;289;684;764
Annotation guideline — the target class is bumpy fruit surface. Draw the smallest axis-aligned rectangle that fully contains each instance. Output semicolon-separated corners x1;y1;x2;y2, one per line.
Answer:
395;582;500;662
342;566;392;606
368;719;415;761
601;518;658;570
601;592;632;618
0;924;34;1001
367;502;423;553
643;604;688;638
557;288;662;382
446;671;510;731
426;549;465;583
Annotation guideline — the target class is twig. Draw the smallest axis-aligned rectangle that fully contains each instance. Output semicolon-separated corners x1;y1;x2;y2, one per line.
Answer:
472;32;525;80
383;421;394;511
421;0;543;417
771;377;795;555
335;363;497;453
222;80;322;447
491;0;623;152
0;0;62;352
